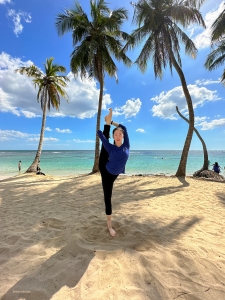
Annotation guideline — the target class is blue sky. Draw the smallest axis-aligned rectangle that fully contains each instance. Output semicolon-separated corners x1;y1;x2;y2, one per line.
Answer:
0;0;224;150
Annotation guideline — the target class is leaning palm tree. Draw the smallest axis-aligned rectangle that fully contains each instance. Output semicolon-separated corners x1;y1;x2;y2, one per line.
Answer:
55;0;132;173
176;106;208;172
127;0;206;177
205;4;225;84
15;58;69;173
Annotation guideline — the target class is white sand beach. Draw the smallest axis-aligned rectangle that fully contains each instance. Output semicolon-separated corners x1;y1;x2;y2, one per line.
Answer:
0;173;225;300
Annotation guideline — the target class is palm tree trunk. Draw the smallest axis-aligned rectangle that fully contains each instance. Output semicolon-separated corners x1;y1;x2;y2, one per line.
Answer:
26;101;47;173
176;106;208;171
92;67;104;173
170;53;195;177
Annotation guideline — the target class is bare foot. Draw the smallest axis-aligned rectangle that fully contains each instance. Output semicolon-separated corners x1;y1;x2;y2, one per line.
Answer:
105;108;113;124
108;227;116;236
108;108;112;119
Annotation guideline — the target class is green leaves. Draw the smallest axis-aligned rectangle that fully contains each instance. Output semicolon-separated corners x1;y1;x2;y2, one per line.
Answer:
205;4;225;84
129;0;205;78
15;58;69;112
56;0;131;83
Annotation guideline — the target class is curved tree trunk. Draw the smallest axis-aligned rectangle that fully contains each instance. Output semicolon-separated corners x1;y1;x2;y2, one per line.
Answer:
26;101;47;173
170;53;195;177
92;63;104;173
176;106;208;171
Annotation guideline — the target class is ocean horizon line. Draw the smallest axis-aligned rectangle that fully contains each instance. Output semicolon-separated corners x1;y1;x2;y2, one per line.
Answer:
0;149;224;152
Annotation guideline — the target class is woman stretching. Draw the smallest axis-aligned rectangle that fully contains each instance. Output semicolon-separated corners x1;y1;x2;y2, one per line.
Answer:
98;108;130;236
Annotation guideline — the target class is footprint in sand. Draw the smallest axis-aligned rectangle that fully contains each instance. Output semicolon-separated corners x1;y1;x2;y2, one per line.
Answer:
4;235;21;246
41;218;66;230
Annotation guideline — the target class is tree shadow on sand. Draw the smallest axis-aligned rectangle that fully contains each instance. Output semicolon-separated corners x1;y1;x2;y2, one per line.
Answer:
217;191;225;206
0;174;201;299
1;241;94;300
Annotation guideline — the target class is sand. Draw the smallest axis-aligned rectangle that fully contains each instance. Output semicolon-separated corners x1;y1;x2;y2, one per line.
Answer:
0;173;225;300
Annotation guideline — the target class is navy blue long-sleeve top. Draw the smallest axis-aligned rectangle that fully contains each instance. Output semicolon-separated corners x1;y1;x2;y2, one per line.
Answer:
97;124;130;175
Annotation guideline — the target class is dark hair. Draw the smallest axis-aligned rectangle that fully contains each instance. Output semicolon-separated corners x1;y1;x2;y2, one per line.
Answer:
215;162;218;166
112;127;124;135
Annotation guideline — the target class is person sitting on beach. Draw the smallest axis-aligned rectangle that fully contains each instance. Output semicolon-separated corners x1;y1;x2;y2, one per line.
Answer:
36;160;45;176
37;160;41;172
212;162;221;174
98;108;130;237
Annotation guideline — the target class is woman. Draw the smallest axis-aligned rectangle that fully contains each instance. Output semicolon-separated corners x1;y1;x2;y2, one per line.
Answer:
98;108;130;236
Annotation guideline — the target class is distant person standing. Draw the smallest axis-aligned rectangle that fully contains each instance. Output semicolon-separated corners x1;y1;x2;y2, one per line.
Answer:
18;160;21;171
212;162;221;174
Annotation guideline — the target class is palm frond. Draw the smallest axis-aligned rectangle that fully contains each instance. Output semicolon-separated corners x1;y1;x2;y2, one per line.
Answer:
211;6;225;42
56;2;89;37
56;0;132;83
16;57;69;112
134;34;155;73
130;0;205;77
205;41;225;71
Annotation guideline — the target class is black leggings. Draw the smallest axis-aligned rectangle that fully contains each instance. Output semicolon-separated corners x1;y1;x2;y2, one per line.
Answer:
99;125;118;215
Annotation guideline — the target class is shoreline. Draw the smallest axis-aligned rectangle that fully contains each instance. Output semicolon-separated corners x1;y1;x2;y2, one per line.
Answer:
1;170;224;183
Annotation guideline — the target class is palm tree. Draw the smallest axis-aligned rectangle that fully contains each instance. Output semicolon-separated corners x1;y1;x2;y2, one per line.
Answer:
176;106;208;172
55;0;132;173
15;58;69;173
127;0;205;177
205;4;225;84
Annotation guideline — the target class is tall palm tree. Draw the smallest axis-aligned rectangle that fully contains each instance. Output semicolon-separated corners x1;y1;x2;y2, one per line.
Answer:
127;0;205;177
15;58;69;173
205;4;225;84
55;0;132;173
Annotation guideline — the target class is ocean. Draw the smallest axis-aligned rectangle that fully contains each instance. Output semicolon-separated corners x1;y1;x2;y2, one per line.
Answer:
0;150;224;180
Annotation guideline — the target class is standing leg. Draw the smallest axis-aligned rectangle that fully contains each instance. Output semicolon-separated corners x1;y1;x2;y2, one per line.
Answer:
107;215;116;236
101;168;118;236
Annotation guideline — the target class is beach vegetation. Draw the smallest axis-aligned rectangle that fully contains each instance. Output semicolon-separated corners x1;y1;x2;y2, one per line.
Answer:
205;3;225;85
15;58;69;173
55;0;132;173
125;0;206;177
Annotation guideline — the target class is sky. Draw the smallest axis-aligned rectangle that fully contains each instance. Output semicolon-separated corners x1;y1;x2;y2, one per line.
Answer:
0;0;224;151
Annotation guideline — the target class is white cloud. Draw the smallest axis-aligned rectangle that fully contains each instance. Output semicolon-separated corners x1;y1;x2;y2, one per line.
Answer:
64;72;112;119
0;129;38;141
194;79;221;85
196;118;225;130
0;0;11;4
136;128;145;133
55;128;72;133
191;2;225;49
7;9;32;37
0;52;113;119
151;83;221;120
195;116;209;125
27;137;59;142
114;98;142;119
21;110;39;118
73;139;95;143
45;127;52;131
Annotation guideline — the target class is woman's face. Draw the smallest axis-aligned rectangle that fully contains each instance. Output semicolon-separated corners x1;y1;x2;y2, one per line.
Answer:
113;129;124;145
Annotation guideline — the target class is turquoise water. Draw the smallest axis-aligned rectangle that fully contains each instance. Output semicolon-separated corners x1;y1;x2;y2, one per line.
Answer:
0;150;224;179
